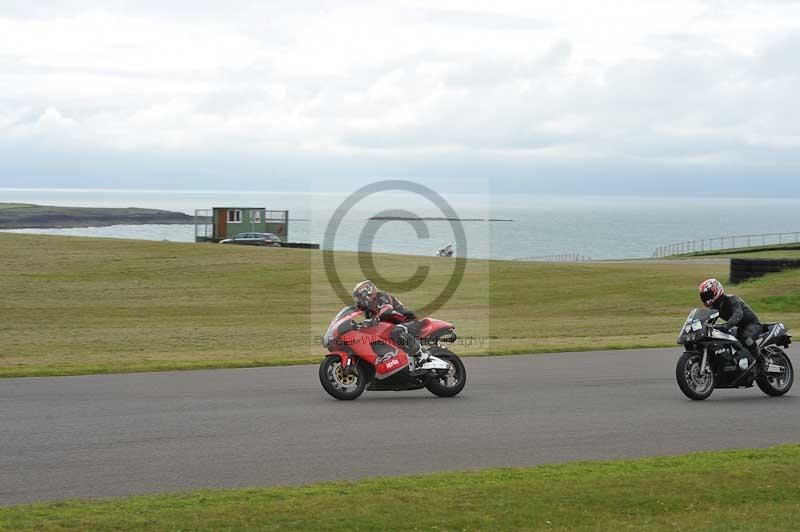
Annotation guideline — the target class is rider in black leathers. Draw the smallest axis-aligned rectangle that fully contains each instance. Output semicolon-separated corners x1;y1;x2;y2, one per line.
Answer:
700;278;762;365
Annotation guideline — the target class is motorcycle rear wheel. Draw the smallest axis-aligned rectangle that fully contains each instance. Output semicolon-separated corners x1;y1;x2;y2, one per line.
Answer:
676;351;715;401
425;348;466;398
757;349;794;397
319;356;367;401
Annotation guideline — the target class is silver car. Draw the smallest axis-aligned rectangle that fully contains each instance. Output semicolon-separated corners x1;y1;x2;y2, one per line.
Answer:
220;232;282;247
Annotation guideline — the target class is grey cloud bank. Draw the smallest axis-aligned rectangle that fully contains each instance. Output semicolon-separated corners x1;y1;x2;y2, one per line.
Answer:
0;0;799;196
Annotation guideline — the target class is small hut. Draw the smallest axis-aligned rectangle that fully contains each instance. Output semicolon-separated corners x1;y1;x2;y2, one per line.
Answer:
195;207;289;242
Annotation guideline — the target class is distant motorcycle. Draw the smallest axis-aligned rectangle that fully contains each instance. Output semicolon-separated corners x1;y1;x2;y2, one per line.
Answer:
437;245;454;257
676;308;794;400
319;306;466;401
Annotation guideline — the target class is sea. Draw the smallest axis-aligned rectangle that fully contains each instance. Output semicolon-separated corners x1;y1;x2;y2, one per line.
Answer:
2;188;800;260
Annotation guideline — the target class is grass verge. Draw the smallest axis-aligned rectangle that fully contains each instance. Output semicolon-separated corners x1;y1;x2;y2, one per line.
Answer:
2;232;799;377
2;445;799;531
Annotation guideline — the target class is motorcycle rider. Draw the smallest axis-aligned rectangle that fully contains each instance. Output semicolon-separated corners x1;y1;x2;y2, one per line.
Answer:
352;280;429;365
438;244;454;257
699;278;763;368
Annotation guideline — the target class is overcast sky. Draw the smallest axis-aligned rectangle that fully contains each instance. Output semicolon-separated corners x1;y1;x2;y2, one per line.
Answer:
1;0;799;195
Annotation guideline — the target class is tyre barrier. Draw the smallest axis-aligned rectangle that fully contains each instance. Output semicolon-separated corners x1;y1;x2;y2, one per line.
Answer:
730;258;800;284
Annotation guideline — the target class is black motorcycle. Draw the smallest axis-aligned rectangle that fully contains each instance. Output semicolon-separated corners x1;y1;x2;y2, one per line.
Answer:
676;308;794;400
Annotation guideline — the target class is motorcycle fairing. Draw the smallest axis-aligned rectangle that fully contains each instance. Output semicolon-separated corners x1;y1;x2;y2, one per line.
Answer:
375;351;410;379
419;318;455;340
419;356;451;371
710;329;740;343
760;322;792;348
323;306;361;349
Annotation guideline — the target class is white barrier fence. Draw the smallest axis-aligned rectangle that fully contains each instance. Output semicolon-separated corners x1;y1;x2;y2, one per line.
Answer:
520;254;593;263
653;232;800;258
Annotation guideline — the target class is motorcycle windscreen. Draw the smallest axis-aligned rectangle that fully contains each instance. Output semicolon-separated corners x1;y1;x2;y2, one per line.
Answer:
323;306;360;348
678;307;719;344
692;307;718;323
375;351;410;380
682;308;715;329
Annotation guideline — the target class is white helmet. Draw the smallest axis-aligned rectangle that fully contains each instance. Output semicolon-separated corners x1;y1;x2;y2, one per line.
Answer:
699;278;724;308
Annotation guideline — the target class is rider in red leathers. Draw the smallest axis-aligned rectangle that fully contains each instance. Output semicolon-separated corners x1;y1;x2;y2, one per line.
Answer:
352;280;428;364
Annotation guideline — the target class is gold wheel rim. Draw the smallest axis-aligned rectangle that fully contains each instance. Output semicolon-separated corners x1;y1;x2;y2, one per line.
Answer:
334;364;356;386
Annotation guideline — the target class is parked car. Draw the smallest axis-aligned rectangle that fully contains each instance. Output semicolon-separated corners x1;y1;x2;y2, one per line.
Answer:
220;232;282;247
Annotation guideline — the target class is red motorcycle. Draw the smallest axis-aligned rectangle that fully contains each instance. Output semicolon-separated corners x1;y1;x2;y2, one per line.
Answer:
319;306;466;400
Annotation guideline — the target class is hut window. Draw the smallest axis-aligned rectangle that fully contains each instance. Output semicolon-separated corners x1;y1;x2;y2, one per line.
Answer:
228;209;242;223
252;211;261;223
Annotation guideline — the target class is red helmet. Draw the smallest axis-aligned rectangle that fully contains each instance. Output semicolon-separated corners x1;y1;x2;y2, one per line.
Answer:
352;280;377;309
699;278;724;308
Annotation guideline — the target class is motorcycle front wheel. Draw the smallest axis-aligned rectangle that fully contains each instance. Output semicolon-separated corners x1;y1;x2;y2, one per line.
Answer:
319;356;367;401
676;351;715;401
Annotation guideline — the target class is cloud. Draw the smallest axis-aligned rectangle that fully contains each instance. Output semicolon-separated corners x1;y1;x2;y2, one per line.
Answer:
0;0;799;193
423;7;551;30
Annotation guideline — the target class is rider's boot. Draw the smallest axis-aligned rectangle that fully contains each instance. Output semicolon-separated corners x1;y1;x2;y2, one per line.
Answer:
738;345;760;373
415;344;430;365
400;333;428;366
405;343;430;372
742;335;764;372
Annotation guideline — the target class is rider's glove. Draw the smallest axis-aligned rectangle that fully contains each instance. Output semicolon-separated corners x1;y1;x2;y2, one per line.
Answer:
717;324;730;333
362;318;379;328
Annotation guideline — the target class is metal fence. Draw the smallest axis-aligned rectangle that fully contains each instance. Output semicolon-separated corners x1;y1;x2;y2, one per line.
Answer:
520;254;593;263
264;209;289;241
653;231;800;258
194;209;213;241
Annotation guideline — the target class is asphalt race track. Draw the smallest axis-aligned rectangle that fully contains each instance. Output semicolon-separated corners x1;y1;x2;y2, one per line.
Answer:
2;348;799;505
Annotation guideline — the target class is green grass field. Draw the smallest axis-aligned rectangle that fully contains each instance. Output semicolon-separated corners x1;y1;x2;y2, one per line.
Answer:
2;232;800;377
2;445;798;531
